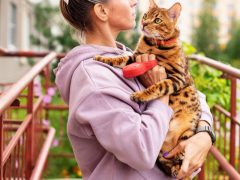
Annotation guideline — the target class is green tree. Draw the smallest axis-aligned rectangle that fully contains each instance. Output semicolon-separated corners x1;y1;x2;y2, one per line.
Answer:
224;19;240;68
192;0;220;60
31;0;78;52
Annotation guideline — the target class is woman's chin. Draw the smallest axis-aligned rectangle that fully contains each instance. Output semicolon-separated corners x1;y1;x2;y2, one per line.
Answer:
123;23;137;31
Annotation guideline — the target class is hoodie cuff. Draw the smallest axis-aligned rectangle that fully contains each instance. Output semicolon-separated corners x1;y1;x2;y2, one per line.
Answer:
200;112;213;127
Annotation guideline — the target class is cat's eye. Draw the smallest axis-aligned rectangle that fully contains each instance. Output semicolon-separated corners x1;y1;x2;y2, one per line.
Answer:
143;13;147;19
154;18;162;24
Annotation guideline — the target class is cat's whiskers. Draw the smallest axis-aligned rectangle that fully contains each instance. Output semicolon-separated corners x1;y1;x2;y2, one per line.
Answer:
156;32;165;41
151;34;157;45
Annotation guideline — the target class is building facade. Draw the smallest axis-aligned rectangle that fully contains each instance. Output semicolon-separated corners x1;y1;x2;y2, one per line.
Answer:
0;0;36;85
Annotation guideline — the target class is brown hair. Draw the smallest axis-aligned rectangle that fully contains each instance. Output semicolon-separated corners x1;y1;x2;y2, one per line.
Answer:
59;0;109;44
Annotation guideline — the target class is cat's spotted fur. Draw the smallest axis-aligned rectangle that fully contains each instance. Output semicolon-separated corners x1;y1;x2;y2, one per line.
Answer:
94;1;201;179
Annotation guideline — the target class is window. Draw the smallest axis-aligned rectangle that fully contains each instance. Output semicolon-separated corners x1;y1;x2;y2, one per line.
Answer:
212;3;217;9
9;3;17;49
228;4;234;10
26;14;31;50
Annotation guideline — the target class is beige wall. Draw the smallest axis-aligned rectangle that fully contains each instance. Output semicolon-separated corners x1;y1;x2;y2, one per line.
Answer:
0;0;35;84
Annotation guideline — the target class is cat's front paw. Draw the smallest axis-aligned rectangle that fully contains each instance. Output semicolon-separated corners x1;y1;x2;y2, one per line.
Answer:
175;150;185;165
93;55;113;66
171;165;180;177
171;150;185;177
93;55;103;62
131;92;149;103
131;90;155;103
131;92;144;103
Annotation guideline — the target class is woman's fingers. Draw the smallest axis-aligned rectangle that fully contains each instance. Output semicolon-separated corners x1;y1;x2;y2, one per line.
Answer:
136;55;141;63
135;54;155;62
163;142;185;158
142;54;149;62
149;54;155;61
176;157;190;179
159;66;167;80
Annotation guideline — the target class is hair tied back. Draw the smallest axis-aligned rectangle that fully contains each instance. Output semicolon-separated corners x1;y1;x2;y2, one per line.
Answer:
64;0;69;4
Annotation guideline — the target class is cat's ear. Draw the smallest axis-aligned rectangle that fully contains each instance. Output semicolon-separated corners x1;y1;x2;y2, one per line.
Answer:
167;3;182;21
149;0;158;9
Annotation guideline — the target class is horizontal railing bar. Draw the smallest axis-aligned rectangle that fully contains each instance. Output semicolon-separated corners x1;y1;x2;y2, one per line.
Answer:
3;125;20;131
210;146;240;179
0;53;56;116
42;83;57;87
7;105;68;110
49;154;74;158
30;127;55;180
0;47;66;58
214;104;230;117
0;83;13;86
44;105;68;110
11;94;40;98
0;46;8;55
188;55;240;79
2;96;43;165
3;120;22;124
214;104;240;126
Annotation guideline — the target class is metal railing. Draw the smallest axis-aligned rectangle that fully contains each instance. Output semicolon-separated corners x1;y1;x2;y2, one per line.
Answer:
0;47;239;179
0;47;62;179
188;55;240;180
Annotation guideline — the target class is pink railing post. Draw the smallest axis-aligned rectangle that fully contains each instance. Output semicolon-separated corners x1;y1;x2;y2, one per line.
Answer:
198;163;205;180
26;81;34;180
0;115;3;180
45;64;50;121
230;77;237;170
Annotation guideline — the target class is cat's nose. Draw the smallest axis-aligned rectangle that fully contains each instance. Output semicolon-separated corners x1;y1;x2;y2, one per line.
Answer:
143;23;148;27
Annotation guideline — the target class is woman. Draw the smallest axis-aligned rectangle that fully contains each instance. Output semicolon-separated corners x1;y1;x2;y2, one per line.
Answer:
54;0;213;179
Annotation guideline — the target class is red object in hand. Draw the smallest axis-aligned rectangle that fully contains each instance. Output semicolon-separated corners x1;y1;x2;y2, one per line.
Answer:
122;59;158;78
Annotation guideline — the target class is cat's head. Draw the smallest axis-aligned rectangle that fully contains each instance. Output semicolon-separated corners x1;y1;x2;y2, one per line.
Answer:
141;0;182;41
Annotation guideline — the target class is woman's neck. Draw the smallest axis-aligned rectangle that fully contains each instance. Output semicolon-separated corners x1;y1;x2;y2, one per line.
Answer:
85;26;119;48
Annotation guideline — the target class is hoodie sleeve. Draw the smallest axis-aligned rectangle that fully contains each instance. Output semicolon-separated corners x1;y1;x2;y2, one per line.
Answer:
75;88;174;171
198;91;213;126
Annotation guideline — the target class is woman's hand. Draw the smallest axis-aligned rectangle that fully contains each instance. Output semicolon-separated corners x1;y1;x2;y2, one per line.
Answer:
136;54;169;105
163;121;212;179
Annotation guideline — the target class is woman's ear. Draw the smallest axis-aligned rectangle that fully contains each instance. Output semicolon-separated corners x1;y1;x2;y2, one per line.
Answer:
149;0;158;9
167;3;182;21
93;4;109;22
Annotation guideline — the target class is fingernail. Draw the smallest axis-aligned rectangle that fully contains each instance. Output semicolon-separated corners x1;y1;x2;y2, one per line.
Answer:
163;152;169;157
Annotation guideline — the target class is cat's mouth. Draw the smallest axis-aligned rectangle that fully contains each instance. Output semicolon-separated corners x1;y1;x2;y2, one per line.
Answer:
142;28;163;40
141;27;151;35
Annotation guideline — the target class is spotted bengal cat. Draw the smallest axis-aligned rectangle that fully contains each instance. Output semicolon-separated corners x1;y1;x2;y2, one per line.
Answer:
93;1;201;179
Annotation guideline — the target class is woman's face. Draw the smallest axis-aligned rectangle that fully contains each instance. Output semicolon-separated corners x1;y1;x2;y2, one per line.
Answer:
107;0;138;31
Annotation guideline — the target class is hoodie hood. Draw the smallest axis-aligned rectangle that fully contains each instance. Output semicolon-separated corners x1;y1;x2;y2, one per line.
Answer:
54;42;133;104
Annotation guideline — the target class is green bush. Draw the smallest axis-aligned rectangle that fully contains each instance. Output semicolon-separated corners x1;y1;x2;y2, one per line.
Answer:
183;42;231;111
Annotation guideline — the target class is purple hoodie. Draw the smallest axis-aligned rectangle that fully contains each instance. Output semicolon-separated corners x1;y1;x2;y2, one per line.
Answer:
54;42;213;180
